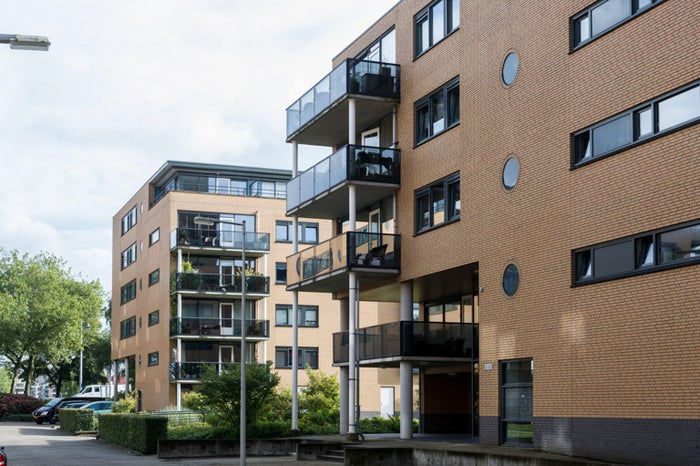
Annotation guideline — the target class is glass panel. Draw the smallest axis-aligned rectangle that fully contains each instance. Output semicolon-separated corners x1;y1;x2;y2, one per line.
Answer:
503;387;533;421
417;104;430;141
451;0;460;29
417;194;430;230
381;29;396;63
502;158;520;189
314;76;330;114
431;91;445;133
575;250;593;280
276;308;289;325
428;304;443;322
592;0;631;36
502;53;519;85
634;106;653;139
502;264;520;296
634;0;653;11
444;302;460;323
329;61;347;102
503;359;533;384
314;158;330;195
592;113;632;156
657;86;700;132
447;85;460;125
574;14;590;45
432;183;445;225
431;1;445;44
449;181;460;219
575;131;592;163
593;240;634;277
659;224;700;263
635;236;655;268
418;16;429;54
504;421;534;444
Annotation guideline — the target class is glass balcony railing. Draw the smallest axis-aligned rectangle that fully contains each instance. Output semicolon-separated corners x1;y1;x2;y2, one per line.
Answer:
170;317;269;338
286;144;400;213
286;232;400;286
286;58;400;138
333;322;477;364
172;273;270;295
170;227;270;251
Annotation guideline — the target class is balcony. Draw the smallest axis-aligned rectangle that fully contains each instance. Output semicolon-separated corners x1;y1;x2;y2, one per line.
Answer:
170;227;270;257
169;361;263;382
333;321;477;367
170;317;270;340
286;232;400;293
286;144;400;219
171;273;270;298
286;58;400;146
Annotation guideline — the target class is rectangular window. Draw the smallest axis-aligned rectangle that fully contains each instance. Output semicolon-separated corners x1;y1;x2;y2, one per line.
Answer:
149;228;160;246
275;305;319;327
121;206;137;235
121;243;137;270
275;346;319;369
120;280;137;304
276;221;319;244
415;78;459;144
120;316;136;339
572;0;663;49
574;219;700;284
501;359;533;445
573;81;700;166
415;173;460;233
148;352;159;366
148;310;160;326
415;0;460;57
148;269;160;286
275;262;287;284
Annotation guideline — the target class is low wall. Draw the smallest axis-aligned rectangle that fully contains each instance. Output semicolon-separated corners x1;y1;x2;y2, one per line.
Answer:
157;438;299;458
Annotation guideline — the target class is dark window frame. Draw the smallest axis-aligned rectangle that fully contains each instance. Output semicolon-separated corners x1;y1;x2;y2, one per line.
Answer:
121;206;137;235
149;228;160;246
275;220;319;244
415;77;460;146
275;346;319;369
275;262;287;284
148;352;159;366
572;80;700;167
148;269;160;286
571;0;665;51
415;0;460;58
275;304;319;328
121;243;137;270
120;316;136;339
415;172;460;234
148;310;160;326
500;358;534;445
120;279;137;304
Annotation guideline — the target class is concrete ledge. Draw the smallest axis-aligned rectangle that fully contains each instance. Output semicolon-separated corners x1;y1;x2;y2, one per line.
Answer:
157;438;299;458
297;440;357;460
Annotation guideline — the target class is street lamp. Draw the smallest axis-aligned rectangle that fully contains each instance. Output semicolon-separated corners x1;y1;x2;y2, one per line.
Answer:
0;34;50;51
193;216;247;466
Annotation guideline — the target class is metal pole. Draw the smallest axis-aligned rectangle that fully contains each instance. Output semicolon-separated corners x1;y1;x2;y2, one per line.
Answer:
79;324;83;390
240;220;247;466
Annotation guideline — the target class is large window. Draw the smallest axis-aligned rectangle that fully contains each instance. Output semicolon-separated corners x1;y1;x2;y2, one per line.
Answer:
120;280;137;304
276;221;318;244
121;206;137;235
415;173;460;233
501;359;533;444
275;305;318;327
416;78;459;144
121;243;137;270
275;347;318;369
574;219;700;284
356;28;395;64
572;0;664;49
573;81;699;166
120;316;136;339
415;0;460;57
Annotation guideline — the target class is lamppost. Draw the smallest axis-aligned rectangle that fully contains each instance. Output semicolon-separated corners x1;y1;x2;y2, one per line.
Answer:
0;34;50;51
193;216;247;466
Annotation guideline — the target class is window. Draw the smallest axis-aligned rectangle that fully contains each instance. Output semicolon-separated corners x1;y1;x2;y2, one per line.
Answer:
416;78;459;144
502;158;520;190
501;52;519;86
276;221;319;244
148;269;160;286
120;280;136;304
573;81;700;166
121;206;137;234
121;243;137;270
275;347;319;369
149;228;160;246
415;173;460;233
120;316;136;339
574;219;700;284
148;310;159;326
276;305;319;327
356;28;396;64
148;352;159;366
415;0;460;57
501;359;533;444
502;264;520;297
275;262;287;284
572;0;664;49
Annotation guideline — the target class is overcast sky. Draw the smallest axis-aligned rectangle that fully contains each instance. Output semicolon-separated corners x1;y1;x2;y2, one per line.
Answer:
0;0;397;292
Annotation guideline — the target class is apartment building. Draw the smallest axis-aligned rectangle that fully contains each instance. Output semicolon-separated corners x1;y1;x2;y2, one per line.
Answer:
284;0;699;463
111;161;401;415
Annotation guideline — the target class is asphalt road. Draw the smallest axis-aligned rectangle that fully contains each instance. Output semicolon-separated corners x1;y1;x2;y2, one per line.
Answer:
0;422;332;465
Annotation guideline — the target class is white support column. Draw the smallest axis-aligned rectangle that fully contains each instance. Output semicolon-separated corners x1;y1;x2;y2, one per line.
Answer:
291;140;300;433
400;281;414;439
348;98;356;145
339;298;349;434
124;357;130;396
347;99;358;438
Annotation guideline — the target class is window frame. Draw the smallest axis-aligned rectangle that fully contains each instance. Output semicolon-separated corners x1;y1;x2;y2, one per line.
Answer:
148;269;160;286
415;0;460;58
275;262;287;284
572;81;700;167
275;304;319;328
148;310;160;326
121;206;137;235
415;172;460;234
571;0;664;50
415;78;460;145
274;346;319;369
148;352;159;366
120;316;136;339
121;243;137;270
500;358;534;445
275;220;319;244
120;280;137;304
149;228;160;246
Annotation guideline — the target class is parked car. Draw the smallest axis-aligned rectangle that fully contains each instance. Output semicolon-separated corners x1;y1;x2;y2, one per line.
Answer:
80;400;116;415
51;399;92;424
32;397;65;425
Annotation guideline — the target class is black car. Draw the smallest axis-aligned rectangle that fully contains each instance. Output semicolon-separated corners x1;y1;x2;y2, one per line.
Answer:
31;397;87;425
51;399;92;424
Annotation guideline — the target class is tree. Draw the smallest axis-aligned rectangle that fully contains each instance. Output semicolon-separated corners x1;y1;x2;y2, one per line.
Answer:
0;249;104;392
197;362;280;434
298;368;340;434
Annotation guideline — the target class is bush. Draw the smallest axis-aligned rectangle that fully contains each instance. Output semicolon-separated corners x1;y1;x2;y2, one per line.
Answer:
181;391;209;411
167;422;221;440
358;416;419;433
248;419;290;438
59;408;96;433
0;393;43;419
112;391;136;413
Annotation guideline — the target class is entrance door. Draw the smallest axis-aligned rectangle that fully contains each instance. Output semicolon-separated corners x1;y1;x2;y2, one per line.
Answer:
219;260;234;289
380;386;394;418
220;303;233;335
369;208;381;249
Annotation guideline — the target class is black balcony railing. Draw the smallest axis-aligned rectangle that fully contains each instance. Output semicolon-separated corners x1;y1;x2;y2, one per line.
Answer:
172;273;270;295
287;144;400;213
287;232;400;286
170;317;269;338
286;58;400;138
169;362;226;381
333;321;477;364
170;227;270;251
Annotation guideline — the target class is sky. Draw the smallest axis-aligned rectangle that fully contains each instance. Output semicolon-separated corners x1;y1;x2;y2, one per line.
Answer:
0;0;398;292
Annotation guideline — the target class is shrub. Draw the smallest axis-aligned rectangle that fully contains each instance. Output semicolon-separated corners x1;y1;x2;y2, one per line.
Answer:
99;413;167;454
181;391;209;411
59;408;96;433
112;391;136;413
167;422;220;440
0;393;43;418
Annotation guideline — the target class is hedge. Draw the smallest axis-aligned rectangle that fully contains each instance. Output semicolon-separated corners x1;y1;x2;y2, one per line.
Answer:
99;413;168;454
59;408;96;433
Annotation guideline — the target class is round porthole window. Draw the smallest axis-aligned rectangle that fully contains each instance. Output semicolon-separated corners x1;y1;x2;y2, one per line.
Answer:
502;263;520;297
502;52;519;85
502;157;520;190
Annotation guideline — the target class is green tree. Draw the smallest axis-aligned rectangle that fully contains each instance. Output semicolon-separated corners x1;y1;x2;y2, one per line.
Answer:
298;368;340;434
197;362;280;434
0;249;104;392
